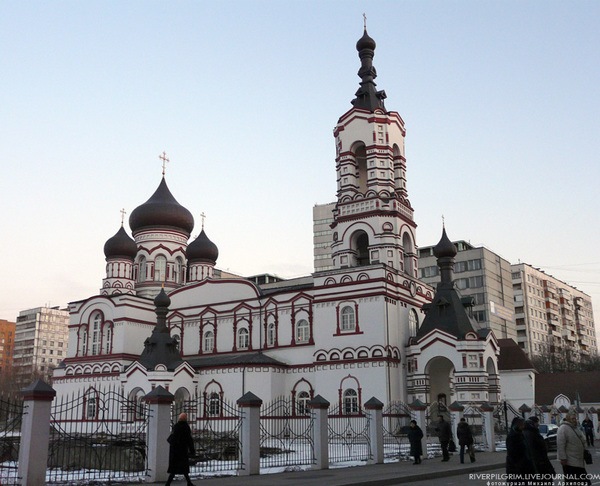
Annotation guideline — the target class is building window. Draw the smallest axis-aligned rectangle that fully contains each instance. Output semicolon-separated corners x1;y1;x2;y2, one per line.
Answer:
174;257;184;284
208;392;221;416
343;389;359;415
341;306;356;332
408;309;419;337
85;390;98;420
103;325;112;354
203;331;214;353
297;391;310;415
267;323;275;347
296;319;309;343
138;256;147;282
237;328;249;350
154;255;167;282
91;313;101;355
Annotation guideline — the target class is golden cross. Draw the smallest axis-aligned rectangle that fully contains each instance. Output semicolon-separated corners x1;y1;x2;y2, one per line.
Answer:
159;151;170;176
200;211;206;230
442;214;445;228
120;208;126;226
363;13;367;30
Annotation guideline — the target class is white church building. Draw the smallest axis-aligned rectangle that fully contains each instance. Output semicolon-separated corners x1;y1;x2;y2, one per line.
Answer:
53;28;501;416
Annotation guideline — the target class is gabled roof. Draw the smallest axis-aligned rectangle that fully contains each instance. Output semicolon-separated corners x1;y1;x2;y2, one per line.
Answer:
187;352;287;370
497;339;535;371
535;371;600;405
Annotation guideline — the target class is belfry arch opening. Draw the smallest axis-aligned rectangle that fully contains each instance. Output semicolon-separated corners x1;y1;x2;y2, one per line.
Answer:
351;230;370;266
354;144;368;195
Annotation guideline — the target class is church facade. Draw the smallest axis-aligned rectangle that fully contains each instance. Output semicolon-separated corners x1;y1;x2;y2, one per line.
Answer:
53;28;500;416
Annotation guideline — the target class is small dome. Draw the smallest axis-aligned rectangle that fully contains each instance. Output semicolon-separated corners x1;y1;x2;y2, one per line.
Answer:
129;178;194;235
154;287;171;308
356;29;376;51
103;226;138;259
433;227;457;259
186;229;219;263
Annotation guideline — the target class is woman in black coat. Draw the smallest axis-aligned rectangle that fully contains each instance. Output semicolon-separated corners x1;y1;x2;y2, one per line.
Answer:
506;417;535;485
166;413;196;486
407;419;424;464
522;417;555;482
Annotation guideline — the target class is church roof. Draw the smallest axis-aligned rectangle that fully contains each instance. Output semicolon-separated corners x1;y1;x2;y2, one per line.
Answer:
129;177;194;235
351;27;387;112
187;352;286;369
497;338;535;371
186;229;219;263
535;371;600;405
103;225;137;260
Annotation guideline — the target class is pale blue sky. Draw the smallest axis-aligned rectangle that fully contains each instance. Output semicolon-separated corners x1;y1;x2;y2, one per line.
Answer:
1;1;599;334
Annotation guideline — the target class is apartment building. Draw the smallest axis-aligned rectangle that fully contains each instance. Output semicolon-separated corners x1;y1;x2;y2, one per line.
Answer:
0;319;16;377
511;263;597;359
313;202;335;272
418;240;517;341
13;306;69;385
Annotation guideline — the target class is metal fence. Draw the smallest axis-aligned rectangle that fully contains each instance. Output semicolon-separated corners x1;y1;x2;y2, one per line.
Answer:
259;397;314;469
188;396;242;475
47;387;149;484
382;401;413;460
493;401;521;446
328;404;371;464
0;393;24;486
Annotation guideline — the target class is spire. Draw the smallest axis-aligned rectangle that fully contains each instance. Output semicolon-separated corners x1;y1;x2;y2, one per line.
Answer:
137;287;184;371
351;21;387;112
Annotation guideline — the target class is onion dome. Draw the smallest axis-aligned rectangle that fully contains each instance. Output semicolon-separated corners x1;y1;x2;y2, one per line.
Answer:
186;229;219;263
103;226;138;259
129;178;194;235
433;227;457;259
356;29;376;51
154;287;171;309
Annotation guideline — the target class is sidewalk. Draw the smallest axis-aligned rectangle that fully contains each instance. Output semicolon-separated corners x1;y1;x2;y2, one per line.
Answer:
141;451;508;486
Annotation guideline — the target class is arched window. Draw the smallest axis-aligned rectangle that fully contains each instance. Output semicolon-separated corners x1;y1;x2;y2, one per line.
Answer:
237;328;249;350
296;319;309;343
355;144;368;194
154;255;167;282
355;232;369;266
173;334;180;351
174;257;184;284
85;389;98;420
343;389;359;415
80;327;88;355
341;306;356;332
408;309;419;338
203;330;214;353
402;233;414;275
103;324;113;354
91;313;101;355
208;392;221;416
138;256;147;282
297;391;310;415
267;323;276;347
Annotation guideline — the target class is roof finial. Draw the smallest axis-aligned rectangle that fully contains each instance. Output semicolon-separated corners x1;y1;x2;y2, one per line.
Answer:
363;12;367;31
120;208;127;227
200;211;206;230
159;151;170;176
442;214;445;228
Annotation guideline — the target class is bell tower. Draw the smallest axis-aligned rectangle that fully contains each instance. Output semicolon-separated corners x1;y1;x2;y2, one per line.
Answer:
330;27;417;277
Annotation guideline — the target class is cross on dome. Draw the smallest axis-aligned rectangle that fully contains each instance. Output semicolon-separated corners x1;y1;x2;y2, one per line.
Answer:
159;151;170;176
120;208;127;226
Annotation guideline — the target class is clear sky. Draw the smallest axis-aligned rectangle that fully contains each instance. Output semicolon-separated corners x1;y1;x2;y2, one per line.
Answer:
1;1;599;335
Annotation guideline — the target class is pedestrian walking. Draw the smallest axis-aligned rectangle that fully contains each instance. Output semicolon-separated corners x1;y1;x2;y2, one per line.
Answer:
456;417;475;464
407;419;424;464
522;416;555;484
435;415;452;462
165;412;196;486
582;416;594;447
557;412;591;486
506;417;535;485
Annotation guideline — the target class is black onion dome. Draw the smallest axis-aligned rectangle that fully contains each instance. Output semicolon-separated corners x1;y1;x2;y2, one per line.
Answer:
186;229;219;263
433;227;457;259
154;287;171;308
129;178;194;235
356;29;376;51
103;226;138;259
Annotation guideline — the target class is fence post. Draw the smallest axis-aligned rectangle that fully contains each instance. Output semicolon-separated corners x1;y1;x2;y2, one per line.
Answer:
409;399;428;460
309;394;330;470
448;401;464;446
364;397;383;464
237;392;262;476
540;405;552;425
480;402;495;452
18;379;56;486
145;385;174;483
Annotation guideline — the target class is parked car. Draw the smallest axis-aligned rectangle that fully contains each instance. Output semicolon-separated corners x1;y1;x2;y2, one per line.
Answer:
538;423;558;451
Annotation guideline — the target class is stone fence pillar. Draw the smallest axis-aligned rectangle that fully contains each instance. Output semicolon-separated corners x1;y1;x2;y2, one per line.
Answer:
480;402;495;452
364;397;383;465
18;379;56;486
448;401;464;445
145;385;174;483
237;392;262;476
309;395;330;470
409;399;428;460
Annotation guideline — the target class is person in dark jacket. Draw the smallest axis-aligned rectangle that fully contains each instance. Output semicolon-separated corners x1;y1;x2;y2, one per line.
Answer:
522;417;555;484
407;419;424;464
506;417;535;485
435;415;452;461
166;413;196;486
456;417;475;464
582;417;594;447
